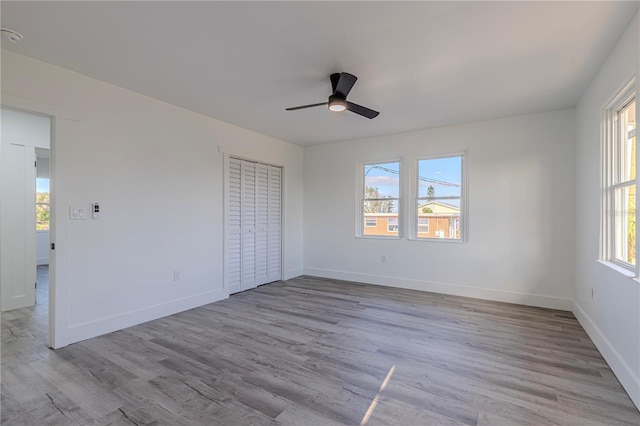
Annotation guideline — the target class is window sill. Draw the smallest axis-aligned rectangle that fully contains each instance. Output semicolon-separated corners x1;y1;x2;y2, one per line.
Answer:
597;259;637;280
354;235;403;240
408;237;466;244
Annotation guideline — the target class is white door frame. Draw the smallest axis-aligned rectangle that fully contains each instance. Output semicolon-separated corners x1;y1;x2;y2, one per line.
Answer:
1;93;79;349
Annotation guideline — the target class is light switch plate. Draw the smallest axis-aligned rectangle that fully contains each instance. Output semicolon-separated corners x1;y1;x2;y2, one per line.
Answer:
69;206;87;220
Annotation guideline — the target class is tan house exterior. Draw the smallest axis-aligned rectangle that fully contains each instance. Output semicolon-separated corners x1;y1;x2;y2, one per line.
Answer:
364;200;460;239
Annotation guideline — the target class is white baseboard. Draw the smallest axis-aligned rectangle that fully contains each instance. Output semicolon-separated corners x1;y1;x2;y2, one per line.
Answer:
63;288;228;347
303;267;573;311
573;301;640;411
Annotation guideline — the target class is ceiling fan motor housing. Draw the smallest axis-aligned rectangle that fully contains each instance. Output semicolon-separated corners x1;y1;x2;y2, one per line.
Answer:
328;94;347;112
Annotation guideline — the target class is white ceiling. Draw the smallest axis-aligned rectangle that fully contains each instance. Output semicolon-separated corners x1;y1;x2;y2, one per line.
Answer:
1;1;638;146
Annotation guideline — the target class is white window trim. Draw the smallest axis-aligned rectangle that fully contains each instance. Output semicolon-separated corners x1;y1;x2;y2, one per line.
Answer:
601;78;637;275
355;159;403;238
355;154;469;242
410;152;468;242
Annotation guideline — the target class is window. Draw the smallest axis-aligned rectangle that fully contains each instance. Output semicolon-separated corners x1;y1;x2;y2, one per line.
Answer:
416;155;464;240
603;81;636;271
361;161;400;237
417;217;429;234
365;217;377;227
36;178;50;230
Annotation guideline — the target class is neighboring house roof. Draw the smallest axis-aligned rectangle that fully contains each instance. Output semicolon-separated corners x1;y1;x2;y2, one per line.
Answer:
418;200;460;215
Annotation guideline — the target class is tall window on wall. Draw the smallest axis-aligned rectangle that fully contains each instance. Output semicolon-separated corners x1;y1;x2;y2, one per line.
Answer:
603;80;636;272
36;178;50;230
416;155;464;240
361;161;400;237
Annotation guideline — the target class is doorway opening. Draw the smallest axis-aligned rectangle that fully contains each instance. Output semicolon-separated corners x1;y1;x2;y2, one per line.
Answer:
1;107;52;347
35;148;51;310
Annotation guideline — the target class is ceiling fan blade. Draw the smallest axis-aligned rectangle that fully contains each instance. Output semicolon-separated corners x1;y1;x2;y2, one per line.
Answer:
330;73;341;94
285;102;328;111
334;73;358;98
346;101;380;119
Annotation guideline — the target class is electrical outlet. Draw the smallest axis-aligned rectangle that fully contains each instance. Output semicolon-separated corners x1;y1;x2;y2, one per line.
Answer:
173;270;181;282
381;255;387;263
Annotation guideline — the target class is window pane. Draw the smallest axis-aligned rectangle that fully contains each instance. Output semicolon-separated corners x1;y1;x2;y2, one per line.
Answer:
619;100;636;183
36;203;50;230
614;184;636;265
36;178;50;203
364;162;399;199
364;199;398;214
363;203;399;237
417;200;461;240
418;156;462;198
36;178;50;231
363;161;400;237
363;212;398;236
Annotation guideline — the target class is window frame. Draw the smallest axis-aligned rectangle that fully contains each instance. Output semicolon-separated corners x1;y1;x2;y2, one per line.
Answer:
356;159;402;239
602;79;637;274
412;153;467;242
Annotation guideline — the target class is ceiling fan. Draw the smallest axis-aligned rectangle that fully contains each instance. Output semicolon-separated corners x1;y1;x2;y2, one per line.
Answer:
286;72;380;119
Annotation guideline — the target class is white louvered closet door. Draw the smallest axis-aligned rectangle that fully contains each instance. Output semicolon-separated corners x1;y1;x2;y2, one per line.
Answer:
241;161;257;291
227;159;243;294
255;164;270;286
227;158;282;294
267;166;282;283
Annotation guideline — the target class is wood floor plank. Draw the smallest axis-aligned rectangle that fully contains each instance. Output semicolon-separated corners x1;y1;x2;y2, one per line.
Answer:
2;268;639;425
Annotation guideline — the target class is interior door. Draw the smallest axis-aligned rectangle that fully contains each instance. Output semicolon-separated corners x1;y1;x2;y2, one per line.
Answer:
0;143;36;311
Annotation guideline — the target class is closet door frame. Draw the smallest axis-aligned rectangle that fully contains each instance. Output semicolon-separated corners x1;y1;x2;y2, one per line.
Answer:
223;153;284;295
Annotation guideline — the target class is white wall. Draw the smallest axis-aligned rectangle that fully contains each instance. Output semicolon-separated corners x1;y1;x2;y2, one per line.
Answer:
1;49;304;347
304;109;576;310
1;108;51;146
575;12;640;409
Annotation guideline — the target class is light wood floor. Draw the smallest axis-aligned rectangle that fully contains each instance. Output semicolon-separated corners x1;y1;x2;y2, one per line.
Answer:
2;271;639;425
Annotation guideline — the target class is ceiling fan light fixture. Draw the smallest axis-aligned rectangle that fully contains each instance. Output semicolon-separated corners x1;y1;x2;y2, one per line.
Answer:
328;96;347;112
